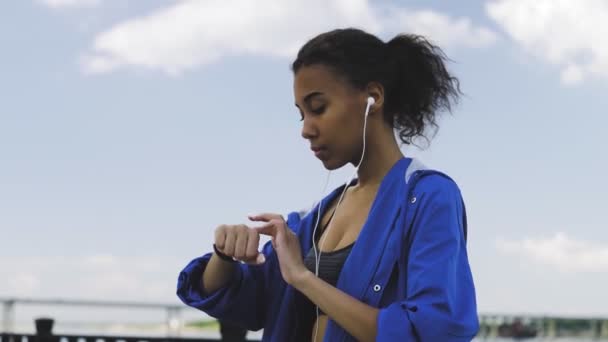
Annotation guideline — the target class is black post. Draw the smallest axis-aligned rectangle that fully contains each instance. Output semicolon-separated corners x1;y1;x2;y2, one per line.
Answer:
34;318;58;342
218;320;247;342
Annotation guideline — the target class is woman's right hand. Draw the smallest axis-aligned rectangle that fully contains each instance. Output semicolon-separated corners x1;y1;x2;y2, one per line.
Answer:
214;224;266;265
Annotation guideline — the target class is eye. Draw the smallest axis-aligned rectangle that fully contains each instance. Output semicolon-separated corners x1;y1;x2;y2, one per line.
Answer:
311;105;326;115
297;104;326;122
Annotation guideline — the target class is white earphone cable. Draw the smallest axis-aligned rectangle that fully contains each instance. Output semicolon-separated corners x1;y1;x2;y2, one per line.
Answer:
312;97;373;342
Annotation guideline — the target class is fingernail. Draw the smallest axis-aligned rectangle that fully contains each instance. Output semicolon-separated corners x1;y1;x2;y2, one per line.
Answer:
256;253;266;264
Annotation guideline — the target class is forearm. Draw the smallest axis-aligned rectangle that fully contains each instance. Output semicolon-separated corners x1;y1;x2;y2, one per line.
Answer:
202;253;238;294
294;271;379;342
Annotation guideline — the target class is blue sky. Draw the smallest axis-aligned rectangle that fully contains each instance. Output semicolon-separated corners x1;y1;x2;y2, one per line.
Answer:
1;0;607;325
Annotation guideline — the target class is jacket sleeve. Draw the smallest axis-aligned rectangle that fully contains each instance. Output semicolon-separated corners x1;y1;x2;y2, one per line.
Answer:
175;211;303;331
376;175;479;341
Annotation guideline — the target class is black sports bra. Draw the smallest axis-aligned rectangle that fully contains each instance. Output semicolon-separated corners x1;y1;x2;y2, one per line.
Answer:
303;241;354;288
303;208;355;289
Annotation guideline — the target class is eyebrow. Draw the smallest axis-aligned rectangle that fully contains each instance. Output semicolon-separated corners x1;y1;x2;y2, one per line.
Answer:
295;91;323;108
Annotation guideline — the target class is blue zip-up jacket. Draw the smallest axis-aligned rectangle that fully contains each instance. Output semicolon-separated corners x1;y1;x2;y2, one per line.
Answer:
176;157;479;341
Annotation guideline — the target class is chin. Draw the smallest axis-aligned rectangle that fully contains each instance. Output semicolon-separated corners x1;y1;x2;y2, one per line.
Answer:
320;157;347;171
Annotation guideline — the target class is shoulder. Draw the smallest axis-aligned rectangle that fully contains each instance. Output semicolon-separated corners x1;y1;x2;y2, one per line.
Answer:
413;173;462;201
404;158;463;203
403;161;468;240
405;159;463;211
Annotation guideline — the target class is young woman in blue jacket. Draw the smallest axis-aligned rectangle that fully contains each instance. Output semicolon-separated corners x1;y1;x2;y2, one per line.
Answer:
177;28;479;341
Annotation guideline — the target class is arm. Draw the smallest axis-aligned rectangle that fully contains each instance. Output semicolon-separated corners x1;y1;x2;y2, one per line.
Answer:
293;271;379;342
202;253;239;294
252;213;380;341
253;177;478;341
287;176;478;341
176;212;304;330
376;176;479;341
292;178;477;341
176;242;275;330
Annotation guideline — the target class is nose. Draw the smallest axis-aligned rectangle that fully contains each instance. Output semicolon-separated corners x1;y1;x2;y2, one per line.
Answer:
301;116;317;140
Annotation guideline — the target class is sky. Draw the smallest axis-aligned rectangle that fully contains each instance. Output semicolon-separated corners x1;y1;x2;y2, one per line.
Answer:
1;0;608;328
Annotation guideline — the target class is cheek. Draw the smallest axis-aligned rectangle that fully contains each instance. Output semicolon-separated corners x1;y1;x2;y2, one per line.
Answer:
329;115;361;155
338;105;363;137
332;103;359;128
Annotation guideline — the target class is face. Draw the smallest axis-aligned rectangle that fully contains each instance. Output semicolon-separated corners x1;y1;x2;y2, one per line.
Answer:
293;64;368;170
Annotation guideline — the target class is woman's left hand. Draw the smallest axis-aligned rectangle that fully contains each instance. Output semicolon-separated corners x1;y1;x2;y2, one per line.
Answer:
249;213;309;286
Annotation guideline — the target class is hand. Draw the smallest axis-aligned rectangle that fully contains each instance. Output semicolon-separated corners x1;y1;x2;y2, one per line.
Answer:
214;224;266;265
249;213;310;286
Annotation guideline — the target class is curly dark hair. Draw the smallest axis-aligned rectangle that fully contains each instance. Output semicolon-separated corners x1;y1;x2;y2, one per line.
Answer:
291;28;461;146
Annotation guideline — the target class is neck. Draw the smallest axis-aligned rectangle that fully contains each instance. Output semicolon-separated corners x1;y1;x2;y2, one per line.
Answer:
354;125;404;189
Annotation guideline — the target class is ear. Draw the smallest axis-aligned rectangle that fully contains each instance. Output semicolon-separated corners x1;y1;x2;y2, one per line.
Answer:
365;81;385;114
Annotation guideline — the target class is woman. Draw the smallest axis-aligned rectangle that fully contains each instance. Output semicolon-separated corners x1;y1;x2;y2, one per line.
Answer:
177;28;479;341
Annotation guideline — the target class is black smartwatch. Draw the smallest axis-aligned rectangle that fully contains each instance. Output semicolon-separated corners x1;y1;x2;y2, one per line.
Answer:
213;244;236;263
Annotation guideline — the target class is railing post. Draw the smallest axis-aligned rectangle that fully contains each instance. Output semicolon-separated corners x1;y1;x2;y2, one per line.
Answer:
600;319;608;339
545;318;557;338
591;319;599;339
2;300;15;333
488;316;500;338
34;317;58;342
166;307;182;337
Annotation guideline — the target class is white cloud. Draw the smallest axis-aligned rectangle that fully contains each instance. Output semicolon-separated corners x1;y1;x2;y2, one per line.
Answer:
486;0;608;85
81;0;496;75
39;0;101;9
561;64;585;86
386;9;497;48
83;253;118;267
0;255;182;302
496;232;608;273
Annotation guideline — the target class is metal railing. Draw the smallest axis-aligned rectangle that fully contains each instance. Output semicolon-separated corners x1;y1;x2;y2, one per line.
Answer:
1;298;185;336
0;332;259;342
4;297;608;340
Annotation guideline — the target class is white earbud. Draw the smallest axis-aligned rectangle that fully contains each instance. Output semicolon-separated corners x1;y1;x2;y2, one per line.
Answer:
367;96;375;106
365;96;375;117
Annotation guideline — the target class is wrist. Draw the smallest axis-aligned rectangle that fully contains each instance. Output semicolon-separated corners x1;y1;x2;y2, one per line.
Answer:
213;244;236;263
291;268;314;289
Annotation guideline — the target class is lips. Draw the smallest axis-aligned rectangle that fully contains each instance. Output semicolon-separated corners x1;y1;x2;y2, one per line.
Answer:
311;146;327;159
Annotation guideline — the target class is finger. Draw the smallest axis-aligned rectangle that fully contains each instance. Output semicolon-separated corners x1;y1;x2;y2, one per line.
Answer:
241;253;266;265
223;230;236;257
255;222;277;237
248;213;284;222
215;225;227;249
246;229;260;260
255;253;266;264
234;226;248;259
